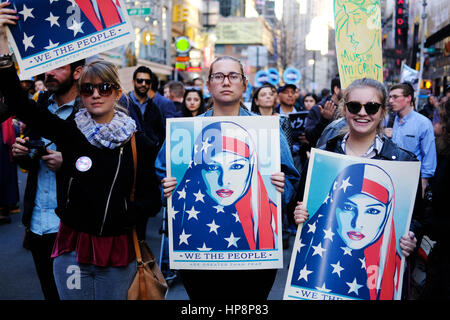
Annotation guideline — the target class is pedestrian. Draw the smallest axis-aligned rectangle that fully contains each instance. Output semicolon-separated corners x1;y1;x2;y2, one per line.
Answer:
302;93;319;111
118;65;164;241
293;78;423;300
156;55;300;300
250;83;277;116
0;10;159;299
304;76;342;147
181;87;205;117
420;99;450;299
385;82;437;196
166;80;185;114
146;71;181;123
0;108;18;224
10;58;85;300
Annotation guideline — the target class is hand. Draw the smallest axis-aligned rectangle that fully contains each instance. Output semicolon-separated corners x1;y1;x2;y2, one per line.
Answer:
12;137;30;158
293;201;309;225
162;177;177;198
271;172;285;193
384;128;393;138
0;2;18;36
399;231;417;257
319;100;336;120
298;133;309;144
41;150;62;172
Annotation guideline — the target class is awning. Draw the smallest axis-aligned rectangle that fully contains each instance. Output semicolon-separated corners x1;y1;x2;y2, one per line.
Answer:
425;23;450;48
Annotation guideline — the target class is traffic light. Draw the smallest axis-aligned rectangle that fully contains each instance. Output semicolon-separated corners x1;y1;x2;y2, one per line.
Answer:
421;79;432;90
142;31;156;46
173;4;188;22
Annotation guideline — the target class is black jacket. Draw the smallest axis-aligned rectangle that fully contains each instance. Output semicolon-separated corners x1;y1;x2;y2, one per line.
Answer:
1;65;161;236
296;135;424;241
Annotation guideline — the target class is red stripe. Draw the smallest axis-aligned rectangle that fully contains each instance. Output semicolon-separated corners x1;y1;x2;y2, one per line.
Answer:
222;137;249;157
362;178;388;204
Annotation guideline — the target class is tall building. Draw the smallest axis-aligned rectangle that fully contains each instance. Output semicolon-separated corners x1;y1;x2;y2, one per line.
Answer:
220;0;246;17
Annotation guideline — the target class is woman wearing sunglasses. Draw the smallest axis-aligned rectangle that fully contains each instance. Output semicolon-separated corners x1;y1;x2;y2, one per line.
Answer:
293;78;424;298
0;8;159;298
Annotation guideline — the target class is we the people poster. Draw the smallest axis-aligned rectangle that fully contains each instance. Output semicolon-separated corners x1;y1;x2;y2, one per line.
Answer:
284;148;420;300
5;0;134;79
334;0;383;88
166;116;283;270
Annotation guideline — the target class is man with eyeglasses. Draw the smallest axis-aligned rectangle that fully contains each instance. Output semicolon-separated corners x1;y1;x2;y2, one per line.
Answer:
9;58;85;300
386;83;437;196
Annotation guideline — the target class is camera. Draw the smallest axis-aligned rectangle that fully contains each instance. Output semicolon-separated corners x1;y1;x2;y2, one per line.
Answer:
24;139;49;156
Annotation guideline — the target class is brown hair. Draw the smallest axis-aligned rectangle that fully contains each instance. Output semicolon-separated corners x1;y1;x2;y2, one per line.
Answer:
207;56;245;79
389;82;416;109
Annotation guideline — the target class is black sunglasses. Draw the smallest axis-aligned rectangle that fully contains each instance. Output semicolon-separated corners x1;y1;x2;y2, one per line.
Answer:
80;82;119;97
135;78;151;85
345;101;383;115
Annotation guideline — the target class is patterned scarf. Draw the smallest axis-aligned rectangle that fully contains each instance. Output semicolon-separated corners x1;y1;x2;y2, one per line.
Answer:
75;108;136;149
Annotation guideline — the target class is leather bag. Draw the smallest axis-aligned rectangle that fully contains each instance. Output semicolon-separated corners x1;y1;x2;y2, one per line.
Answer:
127;133;168;300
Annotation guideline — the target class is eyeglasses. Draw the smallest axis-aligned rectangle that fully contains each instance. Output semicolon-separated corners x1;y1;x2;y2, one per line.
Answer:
209;72;244;84
135;78;151;85
80;82;119;97
345;101;382;115
388;94;405;100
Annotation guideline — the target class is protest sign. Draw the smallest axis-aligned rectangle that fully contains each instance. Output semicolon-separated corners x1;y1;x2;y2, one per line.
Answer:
334;0;383;88
166;116;283;270
5;0;134;79
284;148;420;300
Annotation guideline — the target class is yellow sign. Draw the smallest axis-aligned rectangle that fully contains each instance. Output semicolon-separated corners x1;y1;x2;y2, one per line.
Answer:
334;0;383;89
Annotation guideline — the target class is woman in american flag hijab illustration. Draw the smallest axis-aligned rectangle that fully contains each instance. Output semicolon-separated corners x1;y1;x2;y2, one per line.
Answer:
171;120;278;252
291;163;401;299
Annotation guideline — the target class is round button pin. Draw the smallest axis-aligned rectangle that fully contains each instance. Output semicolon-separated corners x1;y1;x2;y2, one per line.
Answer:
76;156;92;172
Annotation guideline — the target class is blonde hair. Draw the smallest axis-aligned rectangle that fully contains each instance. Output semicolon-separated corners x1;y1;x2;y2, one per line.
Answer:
339;78;388;135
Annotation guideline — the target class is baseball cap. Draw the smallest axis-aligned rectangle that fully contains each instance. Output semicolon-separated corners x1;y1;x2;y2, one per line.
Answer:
277;83;297;93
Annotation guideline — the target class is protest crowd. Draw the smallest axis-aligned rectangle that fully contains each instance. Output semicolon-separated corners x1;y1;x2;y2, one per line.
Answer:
1;1;450;302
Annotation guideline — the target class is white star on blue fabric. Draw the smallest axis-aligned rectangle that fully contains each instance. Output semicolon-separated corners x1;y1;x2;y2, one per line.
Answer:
340;176;353;192
170;207;179;220
298;264;313;282
45;12;60;27
177;188;186;200
315;283;332;293
359;257;366;269
311;242;326;257
68;19;84;36
346;277;363;295
186;206;200;221
341;246;352;256
206;220;220;235
232;212;240;222
201;139;212;153
197;243;212;251
213;205;224;213
307;221;317;234
193;190;205;203
224;232;240;248
323;227;335;241
179;229;191;246
330;260;344;277
19;4;34;21
44;39;59;50
22;32;35;51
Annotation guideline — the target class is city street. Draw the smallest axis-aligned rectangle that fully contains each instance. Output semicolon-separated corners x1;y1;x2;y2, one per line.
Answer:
0;169;295;300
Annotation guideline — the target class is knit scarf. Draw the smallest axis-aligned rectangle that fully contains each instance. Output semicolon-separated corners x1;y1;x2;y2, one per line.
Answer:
75;108;136;149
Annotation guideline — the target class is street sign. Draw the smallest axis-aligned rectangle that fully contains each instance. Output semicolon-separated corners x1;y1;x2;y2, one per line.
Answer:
267;68;280;86
254;70;270;87
283;67;301;84
127;8;151;16
175;36;191;54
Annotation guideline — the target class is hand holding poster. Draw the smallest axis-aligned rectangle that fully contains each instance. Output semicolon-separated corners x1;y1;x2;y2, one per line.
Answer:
334;0;383;88
166;116;283;270
284;148;420;300
5;0;134;79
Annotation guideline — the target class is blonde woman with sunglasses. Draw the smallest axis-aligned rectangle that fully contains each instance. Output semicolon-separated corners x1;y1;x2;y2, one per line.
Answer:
293;78;425;298
0;4;160;299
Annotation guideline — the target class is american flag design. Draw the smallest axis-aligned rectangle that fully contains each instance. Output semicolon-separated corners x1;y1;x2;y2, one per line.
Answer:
6;0;134;78
287;163;402;300
168;120;282;270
